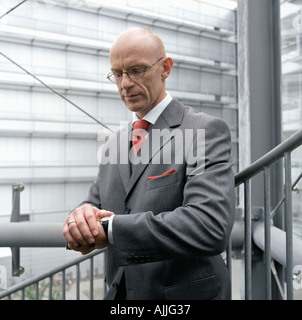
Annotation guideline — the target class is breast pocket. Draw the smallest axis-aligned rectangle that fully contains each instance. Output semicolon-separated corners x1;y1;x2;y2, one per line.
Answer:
146;169;178;191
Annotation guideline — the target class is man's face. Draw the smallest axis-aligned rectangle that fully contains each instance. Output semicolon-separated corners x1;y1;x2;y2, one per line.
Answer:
109;43;166;118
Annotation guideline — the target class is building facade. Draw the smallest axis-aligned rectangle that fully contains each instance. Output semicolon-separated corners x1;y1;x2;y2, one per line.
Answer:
0;0;238;281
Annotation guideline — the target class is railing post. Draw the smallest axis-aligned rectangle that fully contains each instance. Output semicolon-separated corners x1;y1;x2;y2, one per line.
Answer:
62;269;66;300
11;183;24;222
76;263;80;300
263;167;272;299
103;251;107;297
90;257;94;300
49;276;53;300
284;152;293;299
244;179;252;300
10;183;29;277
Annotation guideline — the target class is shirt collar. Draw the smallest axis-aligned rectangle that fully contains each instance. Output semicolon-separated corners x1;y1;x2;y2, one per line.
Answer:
132;92;172;125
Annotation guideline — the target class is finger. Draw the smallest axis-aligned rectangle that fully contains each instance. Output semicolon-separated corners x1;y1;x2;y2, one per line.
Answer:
71;205;99;245
67;241;80;250
80;244;95;255
84;205;102;238
67;242;92;253
96;209;114;220
65;210;90;245
63;220;80;248
64;205;101;246
94;222;109;249
68;218;90;246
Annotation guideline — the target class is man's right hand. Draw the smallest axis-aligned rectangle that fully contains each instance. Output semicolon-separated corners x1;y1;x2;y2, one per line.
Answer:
62;204;114;250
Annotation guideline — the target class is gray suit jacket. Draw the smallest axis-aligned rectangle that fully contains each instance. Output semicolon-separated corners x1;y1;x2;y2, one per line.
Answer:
83;99;235;300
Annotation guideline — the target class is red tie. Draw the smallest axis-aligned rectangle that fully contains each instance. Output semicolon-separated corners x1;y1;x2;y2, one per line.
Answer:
132;120;150;156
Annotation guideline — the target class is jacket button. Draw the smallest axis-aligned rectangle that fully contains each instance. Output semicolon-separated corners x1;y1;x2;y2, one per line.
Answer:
127;257;133;264
112;282;119;289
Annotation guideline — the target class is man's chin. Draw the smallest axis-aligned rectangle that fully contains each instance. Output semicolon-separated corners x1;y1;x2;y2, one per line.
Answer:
125;103;145;113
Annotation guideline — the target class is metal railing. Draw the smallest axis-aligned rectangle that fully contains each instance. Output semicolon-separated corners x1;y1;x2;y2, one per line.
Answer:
0;184;108;300
0;249;106;300
0;129;302;300
231;128;302;300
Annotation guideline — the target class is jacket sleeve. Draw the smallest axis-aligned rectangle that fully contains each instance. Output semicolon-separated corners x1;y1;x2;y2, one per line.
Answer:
112;117;236;266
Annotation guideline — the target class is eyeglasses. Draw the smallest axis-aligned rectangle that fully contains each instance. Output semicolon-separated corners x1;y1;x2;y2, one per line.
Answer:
107;57;163;83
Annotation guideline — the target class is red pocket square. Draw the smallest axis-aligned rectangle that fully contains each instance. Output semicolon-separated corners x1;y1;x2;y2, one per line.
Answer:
147;169;176;181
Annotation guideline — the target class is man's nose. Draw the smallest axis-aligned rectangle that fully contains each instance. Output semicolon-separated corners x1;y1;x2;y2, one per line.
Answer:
120;73;133;89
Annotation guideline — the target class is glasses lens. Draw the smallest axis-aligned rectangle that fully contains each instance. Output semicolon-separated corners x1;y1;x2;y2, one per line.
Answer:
107;66;149;83
112;72;123;83
128;67;145;80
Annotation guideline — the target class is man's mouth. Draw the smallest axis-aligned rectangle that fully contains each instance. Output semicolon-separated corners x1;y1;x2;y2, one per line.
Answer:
124;93;140;101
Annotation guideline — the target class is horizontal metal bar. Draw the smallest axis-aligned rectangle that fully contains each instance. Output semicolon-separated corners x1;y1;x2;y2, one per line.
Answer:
0;249;104;299
0;177;95;186
230;220;244;247
2;219;246;249
235;129;302;187
0;223;66;247
253;222;302;267
0;164;98;169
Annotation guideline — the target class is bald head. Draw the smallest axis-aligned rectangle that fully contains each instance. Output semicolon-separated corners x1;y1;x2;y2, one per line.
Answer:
110;27;166;63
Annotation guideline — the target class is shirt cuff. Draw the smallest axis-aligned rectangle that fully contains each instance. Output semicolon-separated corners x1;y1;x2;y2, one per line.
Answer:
107;215;114;244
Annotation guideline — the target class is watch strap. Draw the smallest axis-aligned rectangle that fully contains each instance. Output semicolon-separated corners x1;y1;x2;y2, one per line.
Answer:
101;219;109;238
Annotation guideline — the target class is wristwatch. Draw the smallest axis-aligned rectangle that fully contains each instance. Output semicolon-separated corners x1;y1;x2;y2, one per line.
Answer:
101;217;110;238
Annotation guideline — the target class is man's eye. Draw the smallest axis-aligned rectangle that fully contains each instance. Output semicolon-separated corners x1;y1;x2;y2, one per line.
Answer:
129;67;144;75
113;72;122;78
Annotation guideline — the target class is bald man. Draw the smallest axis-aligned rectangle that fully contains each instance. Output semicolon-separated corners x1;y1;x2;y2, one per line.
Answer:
63;27;235;300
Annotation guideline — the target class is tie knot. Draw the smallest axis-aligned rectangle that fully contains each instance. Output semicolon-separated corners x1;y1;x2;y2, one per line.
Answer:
132;120;150;156
133;119;150;131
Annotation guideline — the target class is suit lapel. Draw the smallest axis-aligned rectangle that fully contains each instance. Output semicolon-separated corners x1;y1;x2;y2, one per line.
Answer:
126;99;185;199
117;123;132;192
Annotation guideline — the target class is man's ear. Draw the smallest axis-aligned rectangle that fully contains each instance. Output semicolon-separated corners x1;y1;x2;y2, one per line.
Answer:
161;57;173;79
